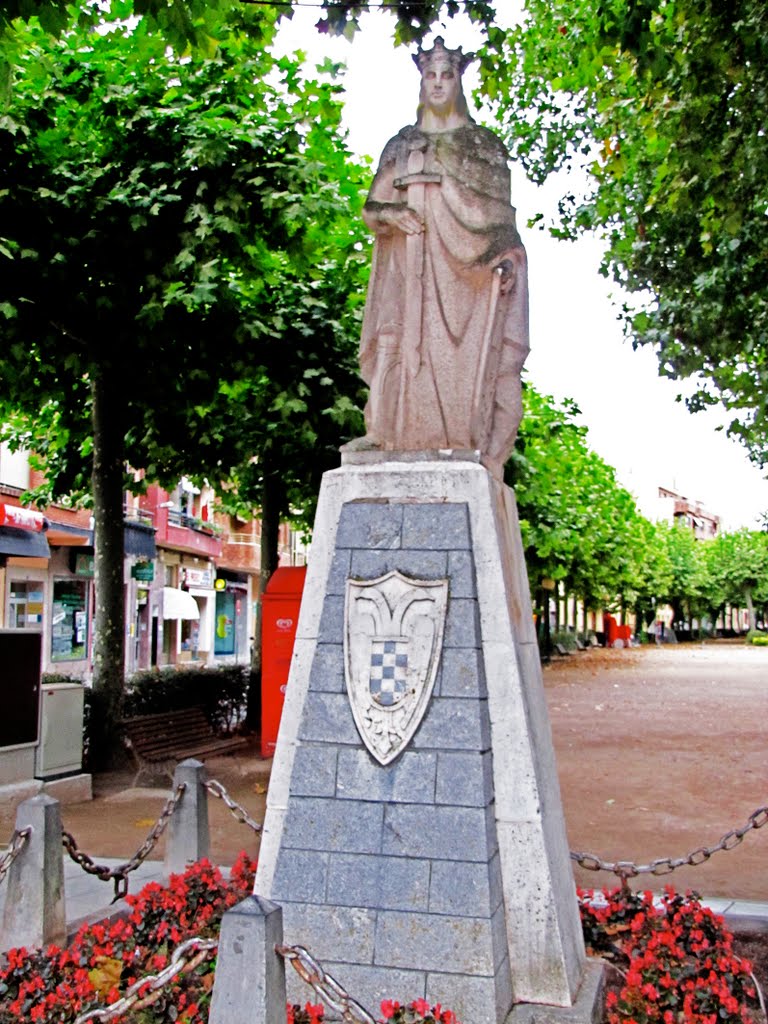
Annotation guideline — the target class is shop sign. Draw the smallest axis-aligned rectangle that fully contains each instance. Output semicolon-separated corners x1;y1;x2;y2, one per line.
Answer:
184;566;214;589
0;503;46;532
131;560;155;582
74;553;94;577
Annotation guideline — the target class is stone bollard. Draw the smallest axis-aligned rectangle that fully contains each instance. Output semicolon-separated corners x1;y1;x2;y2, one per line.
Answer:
1;794;66;951
209;896;286;1024
164;759;210;874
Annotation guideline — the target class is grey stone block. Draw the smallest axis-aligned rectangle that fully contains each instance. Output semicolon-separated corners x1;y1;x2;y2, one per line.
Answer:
436;647;487;699
336;502;404;550
375;910;495;975
271;849;329;904
165;759;210;874
336;749;436;803
1;794;66;950
351;549;449;582
427;961;513;1024
209;896;285;1024
309;643;345;693
402;503;471;550
318;594;345;644
327;852;430;911
281;902;376;964
326;548;352;595
443;598;481;648
448;549;477;597
298;692;359;746
506;960;605;1024
382;804;490;861
435;750;494;806
429;859;497;917
282;797;384;854
291;745;338;797
414;697;491;752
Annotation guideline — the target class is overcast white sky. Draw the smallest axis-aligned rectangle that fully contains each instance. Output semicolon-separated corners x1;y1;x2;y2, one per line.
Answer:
275;8;768;530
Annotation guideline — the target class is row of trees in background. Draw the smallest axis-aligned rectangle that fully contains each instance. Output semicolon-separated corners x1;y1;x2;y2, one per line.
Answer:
511;384;768;637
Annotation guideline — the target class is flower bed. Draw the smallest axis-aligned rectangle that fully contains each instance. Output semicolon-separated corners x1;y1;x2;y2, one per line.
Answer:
579;886;760;1024
0;860;760;1024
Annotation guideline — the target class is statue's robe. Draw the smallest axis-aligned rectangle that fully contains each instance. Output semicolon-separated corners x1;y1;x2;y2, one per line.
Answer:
360;121;529;468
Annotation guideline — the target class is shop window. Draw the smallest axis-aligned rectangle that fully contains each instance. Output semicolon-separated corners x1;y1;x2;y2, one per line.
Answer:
8;580;44;629
181;618;200;657
51;579;89;662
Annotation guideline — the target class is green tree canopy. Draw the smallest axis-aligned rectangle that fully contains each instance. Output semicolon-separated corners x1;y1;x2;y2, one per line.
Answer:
478;0;768;463
0;6;369;758
508;382;647;613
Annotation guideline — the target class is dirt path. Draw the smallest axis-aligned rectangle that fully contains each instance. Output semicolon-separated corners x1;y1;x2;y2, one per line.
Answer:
546;641;767;899
5;641;764;902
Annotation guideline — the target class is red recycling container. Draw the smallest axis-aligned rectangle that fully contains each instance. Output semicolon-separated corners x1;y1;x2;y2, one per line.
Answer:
260;566;307;758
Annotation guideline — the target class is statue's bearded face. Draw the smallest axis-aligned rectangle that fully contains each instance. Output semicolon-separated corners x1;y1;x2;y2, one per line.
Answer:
421;58;460;115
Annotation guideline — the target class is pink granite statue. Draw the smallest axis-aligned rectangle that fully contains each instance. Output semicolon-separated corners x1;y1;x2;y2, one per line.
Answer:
356;37;529;475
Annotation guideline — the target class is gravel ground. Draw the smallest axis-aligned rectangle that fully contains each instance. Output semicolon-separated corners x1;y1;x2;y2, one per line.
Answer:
545;640;767;900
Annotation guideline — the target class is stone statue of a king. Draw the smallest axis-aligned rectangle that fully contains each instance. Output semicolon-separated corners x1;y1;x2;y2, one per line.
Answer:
356;37;529;474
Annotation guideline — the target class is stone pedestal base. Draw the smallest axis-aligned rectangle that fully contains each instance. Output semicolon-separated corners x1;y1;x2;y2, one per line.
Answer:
255;460;587;1023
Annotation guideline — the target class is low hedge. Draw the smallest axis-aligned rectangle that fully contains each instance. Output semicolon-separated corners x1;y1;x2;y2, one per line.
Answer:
123;664;252;735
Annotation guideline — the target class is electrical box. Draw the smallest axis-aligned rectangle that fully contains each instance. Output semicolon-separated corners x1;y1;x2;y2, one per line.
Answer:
36;682;85;778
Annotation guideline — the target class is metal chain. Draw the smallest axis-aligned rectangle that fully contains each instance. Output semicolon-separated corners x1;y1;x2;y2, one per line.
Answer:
73;935;217;1024
205;778;263;834
278;944;377;1024
0;828;32;888
571;803;768;885
62;783;187;901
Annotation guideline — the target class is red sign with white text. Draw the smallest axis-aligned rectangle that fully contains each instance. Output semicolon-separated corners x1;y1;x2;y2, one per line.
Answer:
0;503;46;532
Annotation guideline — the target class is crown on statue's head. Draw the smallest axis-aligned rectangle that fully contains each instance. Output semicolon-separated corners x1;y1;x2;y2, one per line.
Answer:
413;36;475;75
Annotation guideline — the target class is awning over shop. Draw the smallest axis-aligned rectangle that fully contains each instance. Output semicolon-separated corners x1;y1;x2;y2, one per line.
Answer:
124;521;156;558
0;525;51;559
46;521;93;547
161;586;200;620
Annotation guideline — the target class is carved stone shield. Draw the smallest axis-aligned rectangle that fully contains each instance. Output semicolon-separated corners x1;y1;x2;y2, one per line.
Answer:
345;570;449;765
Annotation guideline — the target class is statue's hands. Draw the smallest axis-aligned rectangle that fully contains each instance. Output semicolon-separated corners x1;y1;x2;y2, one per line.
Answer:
380;205;425;236
495;258;517;295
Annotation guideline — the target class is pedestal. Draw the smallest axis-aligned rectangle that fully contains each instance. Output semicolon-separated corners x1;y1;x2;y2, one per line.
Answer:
255;459;588;1023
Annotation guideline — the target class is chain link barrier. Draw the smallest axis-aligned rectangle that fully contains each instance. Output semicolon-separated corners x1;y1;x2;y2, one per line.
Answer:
0;828;32;889
205;778;263;834
278;944;377;1024
571;803;768;888
62;783;187;901
73;935;217;1024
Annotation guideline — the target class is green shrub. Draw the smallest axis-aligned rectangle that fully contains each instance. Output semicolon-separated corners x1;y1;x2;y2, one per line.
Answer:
746;630;768;646
123;664;251;734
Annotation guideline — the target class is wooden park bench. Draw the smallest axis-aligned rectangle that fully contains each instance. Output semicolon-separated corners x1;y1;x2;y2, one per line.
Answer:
122;706;248;786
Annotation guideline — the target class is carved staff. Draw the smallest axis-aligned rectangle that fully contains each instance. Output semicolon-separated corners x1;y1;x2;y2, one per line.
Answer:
393;137;441;448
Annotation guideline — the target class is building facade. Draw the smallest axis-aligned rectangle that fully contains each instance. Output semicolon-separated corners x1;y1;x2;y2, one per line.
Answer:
0;445;305;680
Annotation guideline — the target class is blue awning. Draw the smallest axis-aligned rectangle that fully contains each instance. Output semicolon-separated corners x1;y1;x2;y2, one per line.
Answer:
124;520;156;558
0;526;50;559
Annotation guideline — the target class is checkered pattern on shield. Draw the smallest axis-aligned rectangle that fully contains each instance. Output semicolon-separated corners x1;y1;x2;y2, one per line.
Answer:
369;639;408;706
